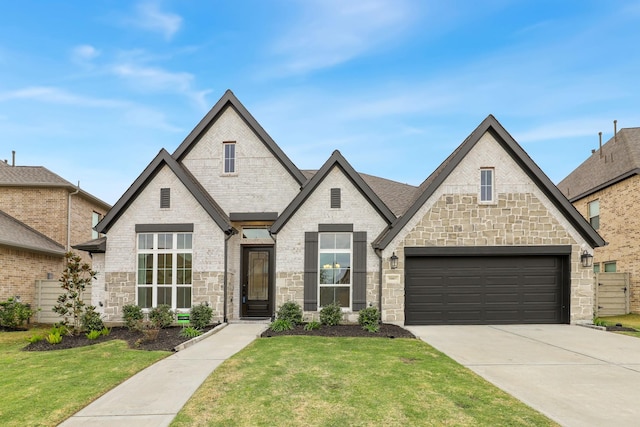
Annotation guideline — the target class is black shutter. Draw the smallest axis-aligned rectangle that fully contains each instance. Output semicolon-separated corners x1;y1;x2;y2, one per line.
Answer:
304;232;318;311
330;188;341;208
160;188;170;208
352;231;367;311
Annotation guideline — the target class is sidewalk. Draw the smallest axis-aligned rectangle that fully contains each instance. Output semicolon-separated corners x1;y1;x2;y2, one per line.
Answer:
59;323;267;427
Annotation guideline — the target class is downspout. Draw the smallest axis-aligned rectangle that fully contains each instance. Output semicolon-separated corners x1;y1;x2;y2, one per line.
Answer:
375;248;383;321
223;229;236;323
270;231;277;321
67;181;80;251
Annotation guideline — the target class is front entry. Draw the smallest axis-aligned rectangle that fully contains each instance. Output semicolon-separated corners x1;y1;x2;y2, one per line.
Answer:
241;246;274;317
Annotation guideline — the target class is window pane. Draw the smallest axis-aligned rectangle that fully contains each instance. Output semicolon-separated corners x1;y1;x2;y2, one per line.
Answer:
320;233;335;249
593;264;600;273
158;286;172;306
319;286;350;307
138;254;153;285
177;253;192;285
242;228;271;239
589;200;600;216
335;234;350;249
178;233;192;249
158;254;173;284
604;262;617;272
480;169;493;202
177;287;192;309
138;287;152;308
224;143;235;173
158;233;173;249
590;216;600;230
138;234;153;250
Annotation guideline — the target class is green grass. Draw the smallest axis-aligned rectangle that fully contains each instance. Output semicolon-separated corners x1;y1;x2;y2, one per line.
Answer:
0;327;170;426
596;314;640;337
172;337;557;426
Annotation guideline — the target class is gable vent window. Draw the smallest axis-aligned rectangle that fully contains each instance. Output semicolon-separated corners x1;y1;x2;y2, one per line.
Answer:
331;188;341;208
223;142;236;174
160;188;170;209
480;168;494;203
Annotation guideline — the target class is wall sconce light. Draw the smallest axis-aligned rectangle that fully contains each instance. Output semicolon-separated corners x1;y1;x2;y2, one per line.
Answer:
390;252;398;269
580;250;593;268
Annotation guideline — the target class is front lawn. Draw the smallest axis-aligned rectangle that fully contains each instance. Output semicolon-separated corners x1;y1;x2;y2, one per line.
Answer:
172;336;556;426
0;327;169;426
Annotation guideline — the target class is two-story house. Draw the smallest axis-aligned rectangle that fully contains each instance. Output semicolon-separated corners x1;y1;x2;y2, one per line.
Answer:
0;158;110;306
82;90;603;326
558;126;640;312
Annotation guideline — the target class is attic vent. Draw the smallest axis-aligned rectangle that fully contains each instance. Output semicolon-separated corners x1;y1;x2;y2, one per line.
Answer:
331;188;341;208
160;188;170;208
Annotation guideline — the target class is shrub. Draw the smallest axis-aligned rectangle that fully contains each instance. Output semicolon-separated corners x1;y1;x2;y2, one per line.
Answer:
179;326;202;338
319;303;343;326
276;301;303;325
270;318;293;332
304;321;321;331
149;305;174;329
0;297;33;329
190;303;213;329
358;306;380;333
52;251;97;335
122;304;144;331
46;330;63;344
82;305;104;332
86;329;102;340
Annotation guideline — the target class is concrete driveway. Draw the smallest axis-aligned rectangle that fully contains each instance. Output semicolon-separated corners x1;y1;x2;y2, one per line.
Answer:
406;324;640;427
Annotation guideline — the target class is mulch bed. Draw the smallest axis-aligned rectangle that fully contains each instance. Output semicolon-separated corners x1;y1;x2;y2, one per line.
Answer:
606;325;638;332
22;324;219;352
261;323;416;339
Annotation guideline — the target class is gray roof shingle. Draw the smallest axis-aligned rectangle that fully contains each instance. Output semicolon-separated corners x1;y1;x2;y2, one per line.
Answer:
557;128;640;201
0;209;66;255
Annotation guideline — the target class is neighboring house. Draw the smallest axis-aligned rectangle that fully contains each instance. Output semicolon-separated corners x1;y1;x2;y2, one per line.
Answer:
0;160;111;305
558;127;640;312
84;90;603;326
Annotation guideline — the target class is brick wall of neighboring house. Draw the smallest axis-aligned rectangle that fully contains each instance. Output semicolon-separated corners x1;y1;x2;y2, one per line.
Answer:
0;187;69;245
0;246;63;305
382;132;595;324
69;193;109;262
572;174;640;312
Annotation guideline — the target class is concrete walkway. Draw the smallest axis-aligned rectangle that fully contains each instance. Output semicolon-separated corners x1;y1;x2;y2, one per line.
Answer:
60;323;266;427
407;324;640;427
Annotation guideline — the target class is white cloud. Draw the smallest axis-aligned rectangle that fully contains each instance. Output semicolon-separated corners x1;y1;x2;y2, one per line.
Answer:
129;1;182;40
0;86;123;108
269;0;416;75
71;44;100;62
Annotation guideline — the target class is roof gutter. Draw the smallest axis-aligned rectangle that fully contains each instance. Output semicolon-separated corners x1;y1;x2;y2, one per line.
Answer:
67;181;80;251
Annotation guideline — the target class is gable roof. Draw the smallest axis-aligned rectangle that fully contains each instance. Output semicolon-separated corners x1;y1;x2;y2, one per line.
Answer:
172;89;307;186
0;209;66;256
0;163;110;209
95;149;233;234
301;170;418;217
557;128;640;202
373;114;606;249
271;150;396;233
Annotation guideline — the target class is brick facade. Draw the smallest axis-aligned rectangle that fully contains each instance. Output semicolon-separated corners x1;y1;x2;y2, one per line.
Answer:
572;174;640;312
0;246;62;304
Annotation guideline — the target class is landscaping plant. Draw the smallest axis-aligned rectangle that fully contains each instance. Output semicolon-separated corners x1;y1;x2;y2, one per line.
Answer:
276;301;303;325
320;302;343;326
85;329;102;340
0;296;33;329
358;306;380;333
179;326;202;338
304;320;321;331
122;304;144;331
190;303;213;329
149;304;174;328
82;305;105;332
52;251;97;334
269;318;294;332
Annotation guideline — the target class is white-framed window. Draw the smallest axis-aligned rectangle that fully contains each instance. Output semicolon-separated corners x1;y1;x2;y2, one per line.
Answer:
588;200;600;230
318;233;352;308
223;142;236;174
92;212;101;239
480;168;494;203
137;232;193;310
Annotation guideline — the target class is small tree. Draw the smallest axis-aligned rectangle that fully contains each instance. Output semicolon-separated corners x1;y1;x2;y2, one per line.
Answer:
52;251;96;335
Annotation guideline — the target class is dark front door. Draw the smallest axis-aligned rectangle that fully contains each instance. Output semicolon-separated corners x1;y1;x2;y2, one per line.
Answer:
241;246;273;317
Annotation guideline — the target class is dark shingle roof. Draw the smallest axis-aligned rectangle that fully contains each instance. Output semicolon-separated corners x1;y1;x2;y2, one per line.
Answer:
557;128;640;201
0;209;66;256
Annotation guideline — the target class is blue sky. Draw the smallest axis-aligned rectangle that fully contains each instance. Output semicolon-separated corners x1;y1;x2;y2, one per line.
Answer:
1;1;638;205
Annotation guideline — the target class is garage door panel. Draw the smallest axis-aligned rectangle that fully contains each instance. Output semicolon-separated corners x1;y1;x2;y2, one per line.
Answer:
405;254;567;325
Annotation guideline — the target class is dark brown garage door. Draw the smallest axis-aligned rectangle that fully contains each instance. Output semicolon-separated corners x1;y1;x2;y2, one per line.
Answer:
405;248;570;325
